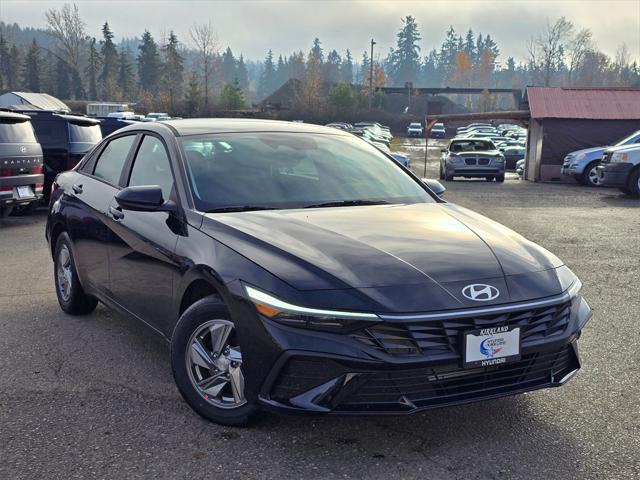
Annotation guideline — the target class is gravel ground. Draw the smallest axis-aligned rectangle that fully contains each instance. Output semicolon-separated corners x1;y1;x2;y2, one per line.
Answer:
0;139;638;479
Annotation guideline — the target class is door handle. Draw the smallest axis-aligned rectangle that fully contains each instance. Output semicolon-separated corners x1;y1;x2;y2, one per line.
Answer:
109;205;124;220
72;184;83;194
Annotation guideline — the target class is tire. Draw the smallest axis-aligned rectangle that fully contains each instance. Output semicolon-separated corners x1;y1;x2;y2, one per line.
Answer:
171;295;262;427
627;168;640;199
495;174;505;183
485;176;494;182
0;205;13;218
580;161;602;187
54;232;98;315
439;164;445;180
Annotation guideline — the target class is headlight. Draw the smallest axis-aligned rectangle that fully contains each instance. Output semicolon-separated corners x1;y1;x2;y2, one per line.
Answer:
611;152;627;163
576;153;586;161
557;265;582;298
448;154;463;163
244;286;380;332
492;156;505;164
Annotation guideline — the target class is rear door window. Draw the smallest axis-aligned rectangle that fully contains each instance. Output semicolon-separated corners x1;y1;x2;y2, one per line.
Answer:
92;135;136;186
69;122;102;143
0;119;38;143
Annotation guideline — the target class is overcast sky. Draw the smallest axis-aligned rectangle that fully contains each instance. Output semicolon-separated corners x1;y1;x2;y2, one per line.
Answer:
1;0;639;65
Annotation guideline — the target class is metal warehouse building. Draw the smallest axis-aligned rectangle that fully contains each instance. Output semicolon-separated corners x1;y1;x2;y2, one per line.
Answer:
523;87;640;182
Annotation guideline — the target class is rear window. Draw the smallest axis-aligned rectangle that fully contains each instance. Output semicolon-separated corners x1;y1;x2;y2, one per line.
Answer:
69;122;102;143
0;120;38;143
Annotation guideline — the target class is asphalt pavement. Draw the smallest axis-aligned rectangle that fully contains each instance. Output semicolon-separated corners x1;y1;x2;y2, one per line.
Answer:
0;140;639;479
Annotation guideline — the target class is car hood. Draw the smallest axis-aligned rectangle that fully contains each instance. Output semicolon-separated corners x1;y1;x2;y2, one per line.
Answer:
203;203;564;309
569;146;606;157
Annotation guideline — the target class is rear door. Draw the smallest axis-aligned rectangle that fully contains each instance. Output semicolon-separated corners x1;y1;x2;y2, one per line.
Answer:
107;134;181;333
66;134;137;295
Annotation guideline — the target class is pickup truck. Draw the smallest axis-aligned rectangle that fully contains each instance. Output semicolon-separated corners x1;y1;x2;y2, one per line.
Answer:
597;144;640;198
407;122;423;138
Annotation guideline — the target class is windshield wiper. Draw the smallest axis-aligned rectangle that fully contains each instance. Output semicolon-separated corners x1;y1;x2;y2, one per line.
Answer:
303;200;391;209
205;205;281;213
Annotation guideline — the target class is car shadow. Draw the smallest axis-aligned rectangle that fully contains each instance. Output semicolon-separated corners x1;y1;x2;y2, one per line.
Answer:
598;192;640;207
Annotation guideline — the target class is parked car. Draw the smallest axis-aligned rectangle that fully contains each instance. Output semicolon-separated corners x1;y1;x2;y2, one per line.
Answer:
146;112;169;120
0;111;44;217
429;122;446;139
388;152;411;168
456;123;492;134
440;138;505;182
597;144;640;197
46;118;591;426
503;146;526;170
18;110;102;201
561;130;640;187
407;122;423;138
354;122;392;141
325;122;352;131
97;117;140;137
516;158;525;177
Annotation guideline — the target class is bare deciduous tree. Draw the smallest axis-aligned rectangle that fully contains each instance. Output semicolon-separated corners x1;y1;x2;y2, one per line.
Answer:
567;28;593;83
529;17;574;86
190;22;217;110
45;3;86;69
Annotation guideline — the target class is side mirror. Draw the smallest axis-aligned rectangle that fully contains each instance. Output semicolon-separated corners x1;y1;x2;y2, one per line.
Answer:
115;185;176;212
422;178;446;197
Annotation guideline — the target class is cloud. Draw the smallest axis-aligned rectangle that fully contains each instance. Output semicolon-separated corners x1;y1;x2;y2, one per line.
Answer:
1;0;638;63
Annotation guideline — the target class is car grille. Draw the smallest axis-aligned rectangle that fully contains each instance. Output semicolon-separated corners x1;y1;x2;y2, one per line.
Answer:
351;300;572;358
464;158;476;165
337;345;578;410
478;158;490;165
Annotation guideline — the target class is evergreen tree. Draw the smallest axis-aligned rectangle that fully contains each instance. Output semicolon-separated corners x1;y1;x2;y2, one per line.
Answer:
275;54;287;87
359;50;370;84
85;37;100;99
311;38;324;63
236;54;249;91
99;22;119;98
55;57;71;99
287;51;306;80
325;49;342;83
184;70;202;114
22;39;40;92
476;34;485;63
137;30;161;93
222;47;236;83
464;29;475;59
220;77;245;109
118;47;135;100
7;44;21;90
258;49;276;98
341;49;353;83
0;34;9;90
163;31;184;110
388;16;422;86
482;34;500;59
439;26;458;79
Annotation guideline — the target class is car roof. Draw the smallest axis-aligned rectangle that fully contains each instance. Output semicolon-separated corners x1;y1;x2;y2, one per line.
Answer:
118;118;351;137
0;110;32;122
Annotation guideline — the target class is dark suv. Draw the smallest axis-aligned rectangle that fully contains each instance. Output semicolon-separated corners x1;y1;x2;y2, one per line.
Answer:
0;111;44;217
19;110;102;201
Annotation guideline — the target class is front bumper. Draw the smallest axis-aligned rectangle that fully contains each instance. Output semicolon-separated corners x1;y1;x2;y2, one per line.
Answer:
597;163;633;187
254;295;590;415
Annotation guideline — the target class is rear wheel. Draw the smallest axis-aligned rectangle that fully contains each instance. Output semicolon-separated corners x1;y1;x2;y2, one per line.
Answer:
580;161;602;187
0;205;13;218
439;164;445;180
626;168;640;199
171;296;262;427
11;201;38;216
495;174;505;183
54;232;98;315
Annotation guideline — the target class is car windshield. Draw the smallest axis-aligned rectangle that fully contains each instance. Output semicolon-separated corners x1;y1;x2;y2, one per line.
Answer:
450;140;495;152
68;122;102;143
181;132;434;211
409;123;421;128
0;119;38;143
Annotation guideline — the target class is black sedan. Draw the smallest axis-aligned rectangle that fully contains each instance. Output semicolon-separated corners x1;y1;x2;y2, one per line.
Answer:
46;119;592;426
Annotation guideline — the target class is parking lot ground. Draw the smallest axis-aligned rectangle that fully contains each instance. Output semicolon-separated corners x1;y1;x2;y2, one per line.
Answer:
1;140;639;479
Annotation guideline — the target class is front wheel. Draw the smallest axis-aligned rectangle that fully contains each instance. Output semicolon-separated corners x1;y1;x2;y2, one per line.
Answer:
495;174;505;183
626;168;640;199
171;296;262;426
580;161;602;187
485;176;494;182
439;164;445;180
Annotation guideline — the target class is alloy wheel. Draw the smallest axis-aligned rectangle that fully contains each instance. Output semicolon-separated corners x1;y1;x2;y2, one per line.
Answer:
186;319;246;409
56;244;73;302
588;165;601;186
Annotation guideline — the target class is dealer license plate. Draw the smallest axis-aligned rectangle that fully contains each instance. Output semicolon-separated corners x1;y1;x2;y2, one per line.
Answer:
463;326;520;368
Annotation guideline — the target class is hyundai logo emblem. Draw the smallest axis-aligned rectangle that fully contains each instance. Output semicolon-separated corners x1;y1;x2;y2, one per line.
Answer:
462;284;500;301
19;145;27;153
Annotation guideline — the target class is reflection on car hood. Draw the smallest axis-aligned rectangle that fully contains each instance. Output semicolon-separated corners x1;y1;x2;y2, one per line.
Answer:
204;203;564;308
569;146;606;157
